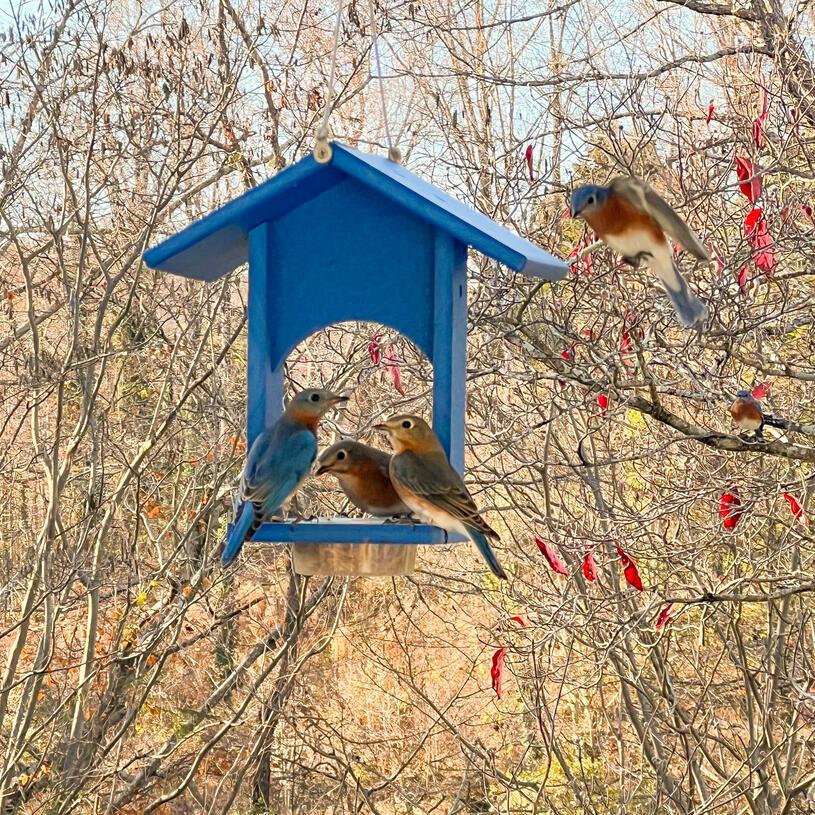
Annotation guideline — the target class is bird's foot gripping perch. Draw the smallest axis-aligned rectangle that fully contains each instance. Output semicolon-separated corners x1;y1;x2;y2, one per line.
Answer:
622;251;653;269
382;514;418;525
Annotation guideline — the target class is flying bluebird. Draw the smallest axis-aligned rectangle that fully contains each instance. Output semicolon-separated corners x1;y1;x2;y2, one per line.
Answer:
221;388;348;566
570;176;710;328
316;440;411;517
374;415;507;580
730;389;764;440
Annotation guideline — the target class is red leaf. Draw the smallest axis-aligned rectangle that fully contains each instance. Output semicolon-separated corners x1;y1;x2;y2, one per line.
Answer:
803;203;815;225
491;646;507;699
619;330;634;370
744;207;763;235
720;489;743;530
535;535;569;575
615;544;643;591
619;329;633;354
367;333;382;365
561;343;575;362
706;100;715;124
582;551;597;582
752;117;765;150
524;144;534;181
509;615;526;627
596;393;609;417
735;156;761;204
569;237;594;276
752;225;776;277
783;492;809;527
655;603;675;631
737;265;750;292
751;380;772;400
789;106;800;136
384;345;405;395
761;85;770;117
744;209;776;276
624;563;643;591
712;244;726;273
752;87;770;149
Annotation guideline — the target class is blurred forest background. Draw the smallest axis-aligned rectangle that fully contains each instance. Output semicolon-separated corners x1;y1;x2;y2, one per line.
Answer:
1;0;815;811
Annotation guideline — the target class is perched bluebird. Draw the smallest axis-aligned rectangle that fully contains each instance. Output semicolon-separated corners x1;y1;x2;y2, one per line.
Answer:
221;388;348;566
374;415;507;580
315;440;411;517
730;389;764;441
570;176;710;328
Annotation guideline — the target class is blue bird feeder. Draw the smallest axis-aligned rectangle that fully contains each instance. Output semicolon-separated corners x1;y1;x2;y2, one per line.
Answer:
144;142;567;575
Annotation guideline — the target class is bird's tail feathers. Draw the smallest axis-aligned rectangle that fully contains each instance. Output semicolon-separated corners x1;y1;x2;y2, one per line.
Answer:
221;501;260;566
467;528;508;580
650;255;708;329
762;413;788;430
664;261;708;328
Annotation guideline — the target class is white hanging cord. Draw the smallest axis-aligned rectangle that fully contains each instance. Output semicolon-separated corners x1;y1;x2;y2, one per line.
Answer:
314;0;345;163
366;0;401;163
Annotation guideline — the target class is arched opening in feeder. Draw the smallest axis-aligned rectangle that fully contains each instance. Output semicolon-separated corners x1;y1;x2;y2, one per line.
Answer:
249;315;466;577
270;319;441;577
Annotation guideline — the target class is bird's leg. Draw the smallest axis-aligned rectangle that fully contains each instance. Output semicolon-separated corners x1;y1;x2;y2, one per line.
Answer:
384;514;418;525
622;251;654;268
754;426;765;442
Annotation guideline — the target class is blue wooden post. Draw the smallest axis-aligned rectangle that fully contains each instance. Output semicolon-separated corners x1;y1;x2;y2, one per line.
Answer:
247;223;284;446
432;231;467;474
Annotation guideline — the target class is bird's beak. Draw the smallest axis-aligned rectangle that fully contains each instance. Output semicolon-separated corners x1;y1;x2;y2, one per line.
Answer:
315;464;330;476
570;204;580;218
329;394;350;405
373;422;389;432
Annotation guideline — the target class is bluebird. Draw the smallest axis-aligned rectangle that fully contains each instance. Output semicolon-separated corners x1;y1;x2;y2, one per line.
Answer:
570;176;710;328
730;389;764;441
315;440;411;517
221;388;348;566
374;415;507;580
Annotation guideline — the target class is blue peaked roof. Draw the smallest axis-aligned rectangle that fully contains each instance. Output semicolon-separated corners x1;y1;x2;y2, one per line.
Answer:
144;143;567;281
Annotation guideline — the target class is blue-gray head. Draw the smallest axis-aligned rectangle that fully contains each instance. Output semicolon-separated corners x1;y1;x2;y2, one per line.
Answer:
570;184;610;219
735;389;752;399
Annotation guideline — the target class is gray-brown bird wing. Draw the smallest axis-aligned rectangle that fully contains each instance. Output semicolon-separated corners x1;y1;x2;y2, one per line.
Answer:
610;176;711;261
392;451;498;538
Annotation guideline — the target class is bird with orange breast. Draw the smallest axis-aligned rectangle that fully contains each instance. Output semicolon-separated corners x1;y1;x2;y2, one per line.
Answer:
730;389;765;441
374;414;507;580
221;388;348;566
570;177;710;328
316;440;411;518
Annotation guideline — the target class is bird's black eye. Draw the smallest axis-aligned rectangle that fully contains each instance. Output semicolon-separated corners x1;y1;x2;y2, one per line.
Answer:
402;420;412;429
310;393;320;402
587;195;595;205
336;451;346;460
